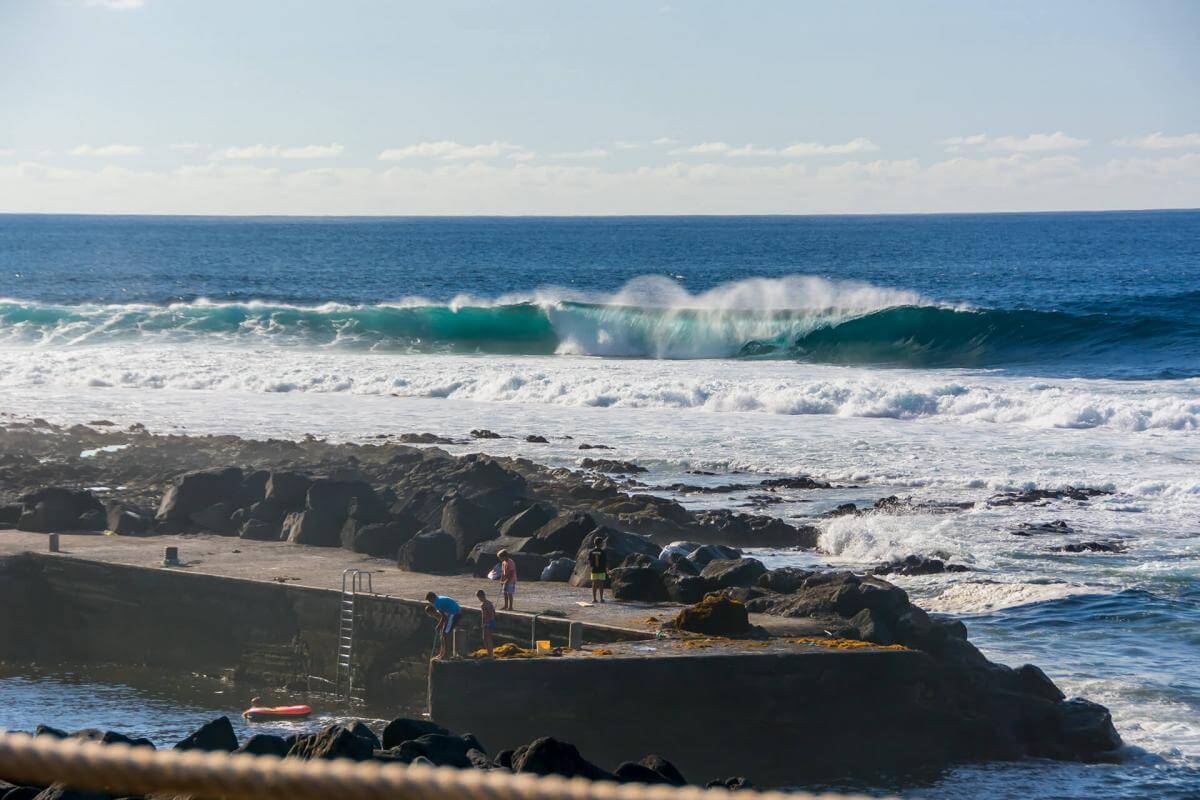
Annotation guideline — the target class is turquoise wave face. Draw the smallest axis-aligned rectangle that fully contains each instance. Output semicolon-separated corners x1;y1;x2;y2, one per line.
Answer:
0;298;1196;373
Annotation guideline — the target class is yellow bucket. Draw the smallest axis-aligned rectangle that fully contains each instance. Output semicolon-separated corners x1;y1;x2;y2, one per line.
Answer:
536;640;552;654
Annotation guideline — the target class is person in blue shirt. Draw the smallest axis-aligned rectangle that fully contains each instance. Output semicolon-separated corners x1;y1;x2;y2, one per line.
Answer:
425;592;461;660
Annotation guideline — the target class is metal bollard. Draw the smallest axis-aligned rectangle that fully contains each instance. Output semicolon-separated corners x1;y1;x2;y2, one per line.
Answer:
47;534;59;553
162;546;180;566
568;621;583;650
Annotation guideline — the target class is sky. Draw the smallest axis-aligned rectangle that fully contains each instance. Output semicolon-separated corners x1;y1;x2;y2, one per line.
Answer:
1;0;1198;215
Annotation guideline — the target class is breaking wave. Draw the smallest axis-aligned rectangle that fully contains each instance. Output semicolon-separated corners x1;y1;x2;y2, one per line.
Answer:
1;276;1195;371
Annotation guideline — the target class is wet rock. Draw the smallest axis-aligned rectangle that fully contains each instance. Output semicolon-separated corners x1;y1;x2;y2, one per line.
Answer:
288;723;375;761
397;433;457;445
540;557;575;582
825;502;859;517
1050;699;1122;760
1058;541;1124;553
511;737;612;781
156;467;243;526
873;555;970;576
264;471;313;510
580;458;647;475
497;504;556;539
1018;664;1066;703
381;718;449;750
174;716;238;752
610;566;669;602
398;531;460;575
700;557;767;589
525;435;549;444
1012;520;1076;536
69;729;152;748
759;476;831;490
989;487;1111;507
755;566;813;594
236;734;291;758
35;725;67;738
467;748;495;769
470;429;502;439
16;488;104;533
576;443;612;450
692;509;818;549
441;496;500;559
675;595;751;637
684;544;742;570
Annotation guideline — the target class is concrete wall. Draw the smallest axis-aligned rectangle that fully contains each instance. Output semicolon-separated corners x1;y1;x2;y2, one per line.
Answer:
0;554;645;701
430;648;974;786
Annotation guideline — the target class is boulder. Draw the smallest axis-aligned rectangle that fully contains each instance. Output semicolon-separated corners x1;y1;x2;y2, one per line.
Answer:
675;595;751;637
615;762;669;784
685;544;742;570
381;718;449;750
308;479;384;523
528;512;597;555
700;557;767;589
236;734;291;757
658;541;703;561
395;734;475;768
692;510;818;549
498;504;556;539
874;554;968;576
343;517;419;558
75;509;105;531
0;504;21;527
238;470;271;507
470;429;502;439
264;471;313;510
104;502;151;535
707;777;754;791
666;574;712;604
847;607;894;645
568;528;660;587
398;531;460;574
639;754;686;786
156;468;244;525
540;557;575;582
580;458;646;474
1050;699;1122;759
511;737;612;781
69;729;152;748
609;566;669;602
441;496;500;560
288;723;375;761
282;509;344;547
189;502;235;534
174;716;238;752
756;567;813;594
239;519;281;541
346;720;381;751
1018;664;1066;703
16;488;104;533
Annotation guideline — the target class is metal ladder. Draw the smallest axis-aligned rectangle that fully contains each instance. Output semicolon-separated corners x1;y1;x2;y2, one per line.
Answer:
335;568;373;701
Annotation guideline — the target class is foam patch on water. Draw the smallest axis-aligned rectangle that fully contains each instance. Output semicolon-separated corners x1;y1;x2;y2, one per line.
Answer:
922;581;1093;614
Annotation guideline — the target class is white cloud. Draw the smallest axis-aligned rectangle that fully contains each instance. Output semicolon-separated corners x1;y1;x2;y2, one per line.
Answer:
670;137;880;158
3;153;1197;215
549;148;610;160
69;144;144;157
651;137;678;146
1112;132;1200;150
169;142;203;153
612;140;643;150
81;0;145;9
942;131;1089;153
377;141;527;161
210;143;344;160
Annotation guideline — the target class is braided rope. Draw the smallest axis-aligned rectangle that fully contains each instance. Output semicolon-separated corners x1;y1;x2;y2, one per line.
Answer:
0;733;878;800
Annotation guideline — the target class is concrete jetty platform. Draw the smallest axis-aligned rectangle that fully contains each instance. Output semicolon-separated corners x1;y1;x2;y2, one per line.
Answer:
0;531;991;785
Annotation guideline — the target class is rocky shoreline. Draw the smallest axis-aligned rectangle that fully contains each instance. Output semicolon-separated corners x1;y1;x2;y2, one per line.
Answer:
0;420;1125;776
2;715;747;798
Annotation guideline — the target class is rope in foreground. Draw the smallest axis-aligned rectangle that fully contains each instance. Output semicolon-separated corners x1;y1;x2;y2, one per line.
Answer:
0;732;882;800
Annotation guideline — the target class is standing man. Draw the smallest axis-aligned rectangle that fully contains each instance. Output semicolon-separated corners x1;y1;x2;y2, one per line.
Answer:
425;591;461;660
497;549;518;611
588;537;608;604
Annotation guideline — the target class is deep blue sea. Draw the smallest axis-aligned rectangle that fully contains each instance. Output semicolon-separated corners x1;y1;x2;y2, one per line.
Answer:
1;211;1198;799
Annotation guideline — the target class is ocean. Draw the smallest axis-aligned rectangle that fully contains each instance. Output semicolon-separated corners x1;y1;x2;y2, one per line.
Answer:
1;211;1198;798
